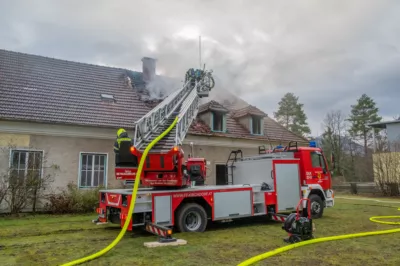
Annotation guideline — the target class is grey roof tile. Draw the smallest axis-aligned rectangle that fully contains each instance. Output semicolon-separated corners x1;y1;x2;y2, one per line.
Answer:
231;105;267;118
0;49;151;129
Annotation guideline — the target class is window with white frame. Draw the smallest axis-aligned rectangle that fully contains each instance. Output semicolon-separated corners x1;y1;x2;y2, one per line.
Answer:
79;153;107;188
10;150;43;183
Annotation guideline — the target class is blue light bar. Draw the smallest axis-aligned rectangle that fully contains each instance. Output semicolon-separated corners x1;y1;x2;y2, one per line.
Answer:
309;141;317;148
275;145;284;149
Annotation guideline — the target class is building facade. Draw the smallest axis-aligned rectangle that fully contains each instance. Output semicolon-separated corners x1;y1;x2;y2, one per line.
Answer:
0;49;307;212
369;120;400;152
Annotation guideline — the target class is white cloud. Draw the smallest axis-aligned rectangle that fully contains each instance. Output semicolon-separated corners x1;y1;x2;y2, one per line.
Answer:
252;29;270;43
173;25;201;40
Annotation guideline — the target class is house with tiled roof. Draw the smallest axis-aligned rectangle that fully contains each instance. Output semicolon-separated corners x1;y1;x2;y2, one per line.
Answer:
0;48;307;195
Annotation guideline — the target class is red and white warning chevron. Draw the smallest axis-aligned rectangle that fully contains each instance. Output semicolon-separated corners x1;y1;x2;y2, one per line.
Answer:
146;224;168;237
271;215;286;222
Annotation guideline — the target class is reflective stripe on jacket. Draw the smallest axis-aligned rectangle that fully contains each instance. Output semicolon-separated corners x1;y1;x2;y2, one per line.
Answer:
114;129;132;152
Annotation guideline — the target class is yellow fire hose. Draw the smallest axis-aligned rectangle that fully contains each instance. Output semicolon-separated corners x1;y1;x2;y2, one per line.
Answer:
237;207;400;266
60;116;179;266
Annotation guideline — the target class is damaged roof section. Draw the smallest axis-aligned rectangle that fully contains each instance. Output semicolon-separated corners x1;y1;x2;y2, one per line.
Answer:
189;118;212;134
125;57;182;105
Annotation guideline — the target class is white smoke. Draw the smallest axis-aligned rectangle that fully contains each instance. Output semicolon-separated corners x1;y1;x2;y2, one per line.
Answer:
198;74;250;110
142;69;250;110
143;75;182;101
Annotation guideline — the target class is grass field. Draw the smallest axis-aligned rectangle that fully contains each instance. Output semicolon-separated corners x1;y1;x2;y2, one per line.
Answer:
1;196;400;266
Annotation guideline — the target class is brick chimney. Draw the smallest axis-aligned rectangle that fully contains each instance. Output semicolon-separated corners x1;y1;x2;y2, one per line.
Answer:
142;57;157;83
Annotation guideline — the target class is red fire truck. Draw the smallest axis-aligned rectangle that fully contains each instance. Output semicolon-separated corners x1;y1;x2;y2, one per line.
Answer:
93;68;335;234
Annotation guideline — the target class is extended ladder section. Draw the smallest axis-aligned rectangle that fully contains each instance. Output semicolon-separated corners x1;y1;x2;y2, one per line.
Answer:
133;68;215;153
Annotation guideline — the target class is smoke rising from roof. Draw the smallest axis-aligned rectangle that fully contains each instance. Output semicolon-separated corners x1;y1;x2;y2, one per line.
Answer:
144;78;165;100
143;76;181;101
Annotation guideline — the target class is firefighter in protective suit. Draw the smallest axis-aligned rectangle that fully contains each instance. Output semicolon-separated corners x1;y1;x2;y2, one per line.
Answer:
114;128;138;168
114;128;133;153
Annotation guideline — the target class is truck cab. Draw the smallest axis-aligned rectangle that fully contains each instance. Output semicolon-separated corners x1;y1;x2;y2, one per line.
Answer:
185;157;207;185
261;141;335;218
291;141;334;218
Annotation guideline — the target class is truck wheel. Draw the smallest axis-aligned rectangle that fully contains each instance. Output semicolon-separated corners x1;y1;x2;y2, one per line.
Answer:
309;194;324;219
176;203;207;232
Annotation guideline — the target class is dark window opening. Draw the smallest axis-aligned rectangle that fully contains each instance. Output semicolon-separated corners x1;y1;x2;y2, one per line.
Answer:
252;116;262;134
216;164;227;185
212;112;224;131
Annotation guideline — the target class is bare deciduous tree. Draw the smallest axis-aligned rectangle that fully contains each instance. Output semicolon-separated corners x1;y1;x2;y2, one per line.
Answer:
0;175;7;209
321;110;347;176
0;138;60;214
321;109;376;184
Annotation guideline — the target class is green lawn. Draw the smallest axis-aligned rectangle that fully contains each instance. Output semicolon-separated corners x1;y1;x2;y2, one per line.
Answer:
1;196;400;266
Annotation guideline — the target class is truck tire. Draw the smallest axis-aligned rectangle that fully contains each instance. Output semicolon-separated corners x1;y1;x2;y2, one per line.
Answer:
176;203;208;232
309;194;324;219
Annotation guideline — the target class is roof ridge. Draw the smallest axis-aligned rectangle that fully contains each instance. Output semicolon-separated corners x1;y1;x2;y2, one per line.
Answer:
0;48;133;73
230;103;267;119
199;99;228;108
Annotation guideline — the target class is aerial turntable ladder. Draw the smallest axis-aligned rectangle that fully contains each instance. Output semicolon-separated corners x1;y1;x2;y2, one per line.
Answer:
116;67;215;188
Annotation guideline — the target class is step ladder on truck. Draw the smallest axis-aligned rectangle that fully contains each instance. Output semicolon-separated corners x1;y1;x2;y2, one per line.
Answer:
94;67;335;241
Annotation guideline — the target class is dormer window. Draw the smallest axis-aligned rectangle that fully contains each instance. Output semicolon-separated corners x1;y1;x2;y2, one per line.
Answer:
197;100;229;133
211;111;226;132
251;116;263;135
232;105;266;136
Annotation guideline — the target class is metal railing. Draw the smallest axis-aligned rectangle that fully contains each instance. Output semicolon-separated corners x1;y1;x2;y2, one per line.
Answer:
133;67;214;151
133;81;191;148
175;86;200;146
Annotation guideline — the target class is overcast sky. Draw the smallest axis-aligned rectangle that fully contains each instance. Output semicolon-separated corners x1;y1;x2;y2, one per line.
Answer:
1;0;399;136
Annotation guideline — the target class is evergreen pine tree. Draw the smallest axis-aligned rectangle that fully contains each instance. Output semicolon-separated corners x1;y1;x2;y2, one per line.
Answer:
274;92;311;137
347;93;382;156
